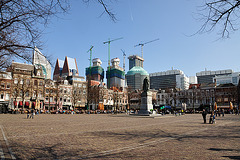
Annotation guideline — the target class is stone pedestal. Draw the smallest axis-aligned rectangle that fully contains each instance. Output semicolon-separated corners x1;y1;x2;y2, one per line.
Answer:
138;91;153;115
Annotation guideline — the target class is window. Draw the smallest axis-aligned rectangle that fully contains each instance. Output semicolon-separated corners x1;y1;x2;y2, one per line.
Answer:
26;91;29;97
64;90;67;94
5;93;9;100
60;98;62;101
19;90;23;97
20;79;23;84
1;83;4;88
38;92;42;98
45;97;49;102
26;79;30;85
78;84;82;87
50;97;53;102
0;93;3;99
33;91;36;97
6;84;10;89
14;79;18;84
64;99;66;102
50;89;53;93
232;77;238;84
34;80;38;86
67;99;70;102
39;81;43;86
46;89;49;93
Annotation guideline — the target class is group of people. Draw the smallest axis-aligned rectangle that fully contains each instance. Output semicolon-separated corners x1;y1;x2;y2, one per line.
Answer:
202;109;225;124
26;109;37;119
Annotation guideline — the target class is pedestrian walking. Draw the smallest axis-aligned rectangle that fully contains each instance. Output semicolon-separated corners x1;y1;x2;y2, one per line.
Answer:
27;109;30;119
209;111;216;124
202;109;207;123
30;109;35;119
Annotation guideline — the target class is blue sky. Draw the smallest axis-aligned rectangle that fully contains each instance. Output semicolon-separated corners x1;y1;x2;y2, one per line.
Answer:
40;0;240;79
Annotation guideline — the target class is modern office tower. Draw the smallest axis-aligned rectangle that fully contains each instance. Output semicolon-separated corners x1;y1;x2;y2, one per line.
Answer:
106;58;125;89
85;58;104;83
196;69;233;84
213;72;240;86
128;55;144;70
32;46;52;79
126;66;149;90
150;69;188;90
126;55;149;90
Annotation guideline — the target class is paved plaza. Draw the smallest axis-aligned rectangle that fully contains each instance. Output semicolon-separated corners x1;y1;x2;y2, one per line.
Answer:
0;113;239;159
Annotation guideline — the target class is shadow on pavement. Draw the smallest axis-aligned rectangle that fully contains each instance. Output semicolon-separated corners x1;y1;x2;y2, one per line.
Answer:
222;156;240;159
208;148;240;152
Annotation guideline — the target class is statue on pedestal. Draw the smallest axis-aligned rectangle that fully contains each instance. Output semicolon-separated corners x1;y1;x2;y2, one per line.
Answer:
143;77;149;92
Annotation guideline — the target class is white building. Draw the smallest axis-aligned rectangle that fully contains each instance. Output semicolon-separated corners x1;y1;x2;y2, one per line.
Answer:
213;72;240;86
176;74;189;90
189;76;198;84
150;69;189;90
196;69;233;84
32;46;52;79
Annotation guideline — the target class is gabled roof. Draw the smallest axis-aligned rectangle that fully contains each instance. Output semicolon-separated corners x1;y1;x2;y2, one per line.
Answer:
62;56;79;76
53;59;63;79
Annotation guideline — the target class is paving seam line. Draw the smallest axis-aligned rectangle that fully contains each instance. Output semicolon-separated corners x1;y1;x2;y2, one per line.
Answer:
0;125;16;160
0;141;5;160
9;118;189;139
76;121;233;159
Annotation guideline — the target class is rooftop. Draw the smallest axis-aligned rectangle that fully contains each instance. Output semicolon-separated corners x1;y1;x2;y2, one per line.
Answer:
126;66;149;76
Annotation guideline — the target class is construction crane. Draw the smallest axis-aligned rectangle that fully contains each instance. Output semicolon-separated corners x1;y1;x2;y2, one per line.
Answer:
121;49;126;71
87;45;94;68
103;37;123;67
134;38;159;58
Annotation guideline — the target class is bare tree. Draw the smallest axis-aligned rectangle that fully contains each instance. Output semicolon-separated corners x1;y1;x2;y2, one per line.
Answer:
198;0;240;38
0;0;116;69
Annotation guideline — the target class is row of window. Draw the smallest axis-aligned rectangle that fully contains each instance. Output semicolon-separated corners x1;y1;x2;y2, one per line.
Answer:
13;90;43;98
1;83;10;89
14;78;44;86
45;97;71;103
0;93;10;100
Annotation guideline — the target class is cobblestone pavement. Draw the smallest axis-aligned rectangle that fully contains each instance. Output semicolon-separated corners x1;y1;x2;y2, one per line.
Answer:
0;114;239;159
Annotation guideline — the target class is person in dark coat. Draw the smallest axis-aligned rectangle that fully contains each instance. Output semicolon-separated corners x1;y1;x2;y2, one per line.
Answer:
202;109;207;123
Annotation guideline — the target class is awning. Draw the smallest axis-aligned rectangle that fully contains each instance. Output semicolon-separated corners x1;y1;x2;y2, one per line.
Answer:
32;102;36;107
25;101;29;106
165;106;172;109
19;101;23;106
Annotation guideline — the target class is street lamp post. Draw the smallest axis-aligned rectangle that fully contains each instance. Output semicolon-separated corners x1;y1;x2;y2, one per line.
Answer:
192;85;197;114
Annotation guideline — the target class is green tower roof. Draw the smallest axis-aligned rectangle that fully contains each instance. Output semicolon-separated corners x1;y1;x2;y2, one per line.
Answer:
126;66;149;76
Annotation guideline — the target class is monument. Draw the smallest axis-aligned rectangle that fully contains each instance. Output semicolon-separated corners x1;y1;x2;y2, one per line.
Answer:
138;77;153;115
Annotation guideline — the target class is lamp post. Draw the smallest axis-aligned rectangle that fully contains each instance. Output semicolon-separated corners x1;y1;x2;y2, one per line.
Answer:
192;85;197;114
